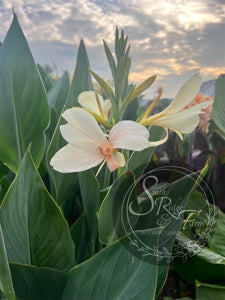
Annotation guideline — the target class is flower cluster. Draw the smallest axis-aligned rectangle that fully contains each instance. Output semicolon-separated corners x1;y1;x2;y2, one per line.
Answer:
50;74;212;175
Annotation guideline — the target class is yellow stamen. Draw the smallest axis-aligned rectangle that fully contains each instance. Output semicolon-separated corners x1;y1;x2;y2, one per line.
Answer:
139;111;166;126
140;89;163;123
95;91;105;118
81;109;112;128
96;158;108;177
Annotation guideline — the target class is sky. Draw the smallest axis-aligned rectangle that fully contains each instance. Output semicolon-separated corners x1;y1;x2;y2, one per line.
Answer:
0;0;224;98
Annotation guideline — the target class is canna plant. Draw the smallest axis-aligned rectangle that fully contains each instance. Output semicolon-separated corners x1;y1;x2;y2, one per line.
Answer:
0;13;224;300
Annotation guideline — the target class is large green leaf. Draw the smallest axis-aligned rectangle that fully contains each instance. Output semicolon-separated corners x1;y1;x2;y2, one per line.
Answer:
37;63;53;92
67;39;92;108
209;208;225;257
196;282;225;300
78;170;100;256
47;71;69;114
0;149;75;272
10;263;67;300
0;14;49;173
46;72;70;146
70;216;87;264
98;172;136;245
173;190;225;284
62;233;160;300
99;173;169;297
99;167;199;253
212;74;225;135
0;223;15;300
173;233;225;284
0;162;10;204
46;40;92;204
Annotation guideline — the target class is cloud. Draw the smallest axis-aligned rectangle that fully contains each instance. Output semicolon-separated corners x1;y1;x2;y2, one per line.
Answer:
0;0;224;98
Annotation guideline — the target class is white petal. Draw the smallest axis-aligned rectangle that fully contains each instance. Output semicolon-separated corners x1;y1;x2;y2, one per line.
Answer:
107;152;125;172
50;144;104;173
163;73;202;114
152;110;199;134
109;121;150;151
61;108;107;145
78;91;104;115
150;101;213;134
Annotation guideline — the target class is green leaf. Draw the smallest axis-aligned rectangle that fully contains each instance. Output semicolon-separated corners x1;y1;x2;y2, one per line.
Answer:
115;44;131;100
208;130;225;151
185;189;224;250
212;74;225;135
99;167;199;258
0;149;75;272
70;216;87;264
67;39;92;108
62;234;159;300
0;223;15;300
208;209;225;257
47;71;69;114
103;40;117;79
78;170;100;256
196;282;225;300
163;297;193;300
46;40;92;204
10;263;67;300
89;69;115;102
121;75;156;113
46;107;59;148
0;14;49;173
156;265;169;297
0;177;10;205
46;72;70;146
98;172;136;245
0;161;9;179
173;233;225;284
122;95;139;121
127;126;165;178
132;75;156;100
37;63;53;92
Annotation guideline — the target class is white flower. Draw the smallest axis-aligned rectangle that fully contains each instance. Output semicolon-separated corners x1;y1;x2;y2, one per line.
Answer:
78;91;111;119
50;108;150;173
140;74;213;140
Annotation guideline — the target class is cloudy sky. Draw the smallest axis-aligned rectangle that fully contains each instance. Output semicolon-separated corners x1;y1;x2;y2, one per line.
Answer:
0;0;224;98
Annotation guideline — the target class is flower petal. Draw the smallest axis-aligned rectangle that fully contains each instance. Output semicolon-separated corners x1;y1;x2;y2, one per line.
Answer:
61;108;107;145
78;91;104;115
109;121;150;151
50;144;104;173
107;152;125;172
163;73;202;114
148;100;213;134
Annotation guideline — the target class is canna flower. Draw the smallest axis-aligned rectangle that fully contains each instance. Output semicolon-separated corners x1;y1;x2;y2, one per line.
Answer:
50;108;151;173
183;93;213;133
139;74;213;140
78;91;112;127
